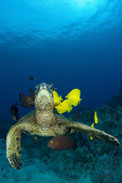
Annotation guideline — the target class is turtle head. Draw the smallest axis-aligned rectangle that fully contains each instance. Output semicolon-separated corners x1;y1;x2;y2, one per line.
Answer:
34;82;54;112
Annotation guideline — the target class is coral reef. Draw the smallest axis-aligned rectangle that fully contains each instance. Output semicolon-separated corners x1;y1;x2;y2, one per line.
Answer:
0;106;122;183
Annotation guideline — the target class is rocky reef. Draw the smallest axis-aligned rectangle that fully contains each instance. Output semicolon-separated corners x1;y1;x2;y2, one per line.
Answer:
0;106;122;183
107;81;122;107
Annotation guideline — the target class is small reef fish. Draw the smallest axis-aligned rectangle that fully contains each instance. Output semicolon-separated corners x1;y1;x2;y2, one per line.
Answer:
91;123;94;128
55;99;73;114
54;89;82;114
94;111;98;124
19;94;34;108
90;136;93;140
29;88;35;100
65;89;82;106
48;136;76;151
29;76;34;80
90;111;98;140
52;91;63;107
10;102;19;121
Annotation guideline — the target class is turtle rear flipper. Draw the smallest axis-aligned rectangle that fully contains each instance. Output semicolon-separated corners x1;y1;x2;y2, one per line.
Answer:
6;123;22;169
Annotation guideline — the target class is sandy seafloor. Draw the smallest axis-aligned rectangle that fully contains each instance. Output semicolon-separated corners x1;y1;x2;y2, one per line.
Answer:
0;106;122;183
0;140;92;183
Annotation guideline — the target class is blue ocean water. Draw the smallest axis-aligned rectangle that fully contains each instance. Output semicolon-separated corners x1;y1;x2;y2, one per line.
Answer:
0;0;122;183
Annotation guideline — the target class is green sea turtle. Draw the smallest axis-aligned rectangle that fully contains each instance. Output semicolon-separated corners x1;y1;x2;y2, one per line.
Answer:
6;83;120;169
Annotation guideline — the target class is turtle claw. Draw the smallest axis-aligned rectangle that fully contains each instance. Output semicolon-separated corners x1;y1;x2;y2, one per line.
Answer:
9;153;22;169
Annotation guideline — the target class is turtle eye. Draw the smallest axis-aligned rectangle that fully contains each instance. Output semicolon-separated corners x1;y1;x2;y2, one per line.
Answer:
49;83;54;90
35;85;40;95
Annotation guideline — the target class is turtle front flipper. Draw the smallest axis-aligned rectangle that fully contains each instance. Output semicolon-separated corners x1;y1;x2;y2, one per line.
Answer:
67;121;120;146
6;123;22;169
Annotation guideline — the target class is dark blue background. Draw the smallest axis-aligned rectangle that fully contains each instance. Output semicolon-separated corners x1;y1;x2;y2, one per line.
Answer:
0;0;122;122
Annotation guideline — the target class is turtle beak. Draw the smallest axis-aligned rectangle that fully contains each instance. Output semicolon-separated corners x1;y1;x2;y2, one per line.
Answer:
40;83;53;98
40;83;47;90
35;83;53;101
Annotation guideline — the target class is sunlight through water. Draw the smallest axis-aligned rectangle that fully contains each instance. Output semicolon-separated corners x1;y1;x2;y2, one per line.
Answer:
0;0;122;47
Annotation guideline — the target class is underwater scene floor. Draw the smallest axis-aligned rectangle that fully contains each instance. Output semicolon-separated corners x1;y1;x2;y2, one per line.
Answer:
0;106;122;183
